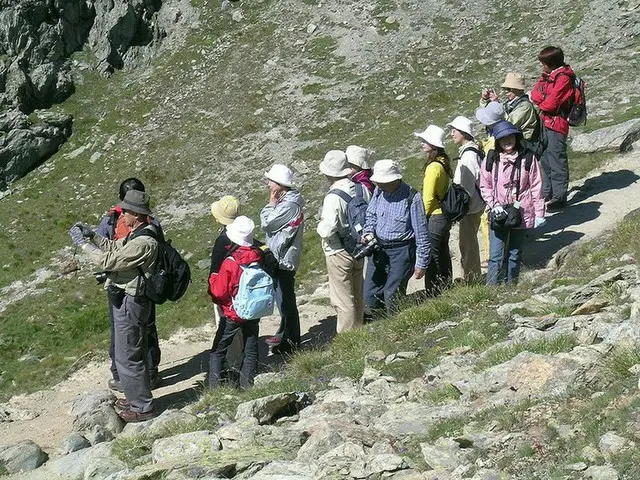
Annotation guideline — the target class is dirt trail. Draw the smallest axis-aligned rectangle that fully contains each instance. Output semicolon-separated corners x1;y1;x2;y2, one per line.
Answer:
2;149;640;456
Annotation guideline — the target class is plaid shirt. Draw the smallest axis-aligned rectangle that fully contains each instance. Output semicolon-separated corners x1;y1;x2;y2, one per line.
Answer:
364;182;431;269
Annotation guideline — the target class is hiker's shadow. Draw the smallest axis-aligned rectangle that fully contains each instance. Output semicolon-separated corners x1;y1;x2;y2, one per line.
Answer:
524;200;602;269
160;350;209;388
153;386;202;413
569;169;640;204
258;315;337;369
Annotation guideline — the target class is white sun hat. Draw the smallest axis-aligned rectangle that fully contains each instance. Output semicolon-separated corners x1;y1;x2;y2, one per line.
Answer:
319;150;351;177
265;164;294;187
345;145;370;169
446;116;474;138
414;125;445;148
226;215;255;247
370;159;403;183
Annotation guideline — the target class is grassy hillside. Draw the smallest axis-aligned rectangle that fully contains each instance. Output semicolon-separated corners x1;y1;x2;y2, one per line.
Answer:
0;0;638;400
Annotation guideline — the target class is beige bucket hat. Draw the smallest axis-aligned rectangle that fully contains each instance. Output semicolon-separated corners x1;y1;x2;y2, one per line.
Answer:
501;72;526;90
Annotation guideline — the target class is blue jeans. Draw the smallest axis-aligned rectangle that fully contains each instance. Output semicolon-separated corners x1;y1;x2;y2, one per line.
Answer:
364;241;415;316
487;228;526;285
209;317;259;389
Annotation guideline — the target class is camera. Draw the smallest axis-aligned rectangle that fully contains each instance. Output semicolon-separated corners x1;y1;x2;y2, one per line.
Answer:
94;272;108;284
353;235;379;260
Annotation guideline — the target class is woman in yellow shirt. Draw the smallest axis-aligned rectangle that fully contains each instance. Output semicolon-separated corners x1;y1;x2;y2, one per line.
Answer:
414;125;452;297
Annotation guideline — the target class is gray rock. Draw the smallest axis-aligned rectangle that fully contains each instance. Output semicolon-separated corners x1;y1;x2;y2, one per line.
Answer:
248;460;316;479
567;265;637;306
564;462;588;471
420;442;467;471
60;432;91;455
367;453;408;474
296;428;345;462
120;409;196;437
0;439;48;473
48;442;124;479
375;402;470;437
584;465;619;480
365;350;387;362
236;392;309;424
424;321;459;335
152;430;222;463
71;392;123;442
572;119;640;153
598;431;630;457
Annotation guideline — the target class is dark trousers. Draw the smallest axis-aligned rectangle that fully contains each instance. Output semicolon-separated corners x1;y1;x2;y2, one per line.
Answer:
109;295;160;380
424;214;452;297
540;127;569;202
364;242;415;316
209;317;259;389
487;228;526;285
273;269;301;347
111;290;154;413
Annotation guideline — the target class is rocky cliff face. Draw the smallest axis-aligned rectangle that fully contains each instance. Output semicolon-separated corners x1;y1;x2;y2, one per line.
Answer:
0;0;194;190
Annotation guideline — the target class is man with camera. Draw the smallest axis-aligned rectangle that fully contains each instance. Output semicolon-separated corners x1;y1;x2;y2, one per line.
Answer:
69;190;160;422
317;150;372;333
362;160;431;316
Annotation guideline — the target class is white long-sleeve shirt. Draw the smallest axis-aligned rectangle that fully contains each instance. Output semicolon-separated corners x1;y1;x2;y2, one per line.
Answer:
317;178;371;255
454;142;485;215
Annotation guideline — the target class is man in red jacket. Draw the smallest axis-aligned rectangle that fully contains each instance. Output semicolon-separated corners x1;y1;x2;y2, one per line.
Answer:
530;46;575;210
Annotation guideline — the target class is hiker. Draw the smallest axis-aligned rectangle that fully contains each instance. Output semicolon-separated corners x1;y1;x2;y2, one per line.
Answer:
208;216;264;389
260;164;305;354
481;72;540;147
346;145;374;194
96;178;162;393
447;116;485;282
363;160;430;315
475;101;505;269
479;121;546;285
317;150;371;333
70;190;160;422
530;46;576;210
414;125;452;296
209;195;244;382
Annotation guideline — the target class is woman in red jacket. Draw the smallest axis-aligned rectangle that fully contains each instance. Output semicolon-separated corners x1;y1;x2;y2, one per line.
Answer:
208;215;264;389
530;46;575;210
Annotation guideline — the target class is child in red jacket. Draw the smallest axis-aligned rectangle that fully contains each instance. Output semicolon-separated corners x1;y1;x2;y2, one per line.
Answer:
208;216;264;388
530;45;575;210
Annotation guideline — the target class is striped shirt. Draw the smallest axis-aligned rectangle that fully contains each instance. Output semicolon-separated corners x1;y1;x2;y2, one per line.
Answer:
363;182;431;269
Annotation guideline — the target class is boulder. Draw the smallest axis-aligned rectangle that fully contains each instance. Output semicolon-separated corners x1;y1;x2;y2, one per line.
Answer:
71;391;123;443
59;432;91;455
235;392;309;424
48;441;125;479
152;430;222;463
374;402;470;437
571;119;640;153
598;431;630;458
120;409;196;437
0;439;48;473
584;465;619;480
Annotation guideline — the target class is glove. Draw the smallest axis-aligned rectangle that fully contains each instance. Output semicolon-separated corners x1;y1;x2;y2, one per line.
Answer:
69;226;87;247
534;217;547;228
492;206;505;214
74;222;95;239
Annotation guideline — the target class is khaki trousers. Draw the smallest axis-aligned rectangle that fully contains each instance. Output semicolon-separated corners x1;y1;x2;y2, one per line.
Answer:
326;250;365;333
459;211;483;282
480;211;490;262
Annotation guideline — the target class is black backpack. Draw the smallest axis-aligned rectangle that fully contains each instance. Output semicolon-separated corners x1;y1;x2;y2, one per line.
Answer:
433;159;471;224
131;227;191;304
329;183;369;257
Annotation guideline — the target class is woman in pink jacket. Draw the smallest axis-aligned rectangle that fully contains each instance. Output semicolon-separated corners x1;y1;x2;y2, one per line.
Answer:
479;121;546;285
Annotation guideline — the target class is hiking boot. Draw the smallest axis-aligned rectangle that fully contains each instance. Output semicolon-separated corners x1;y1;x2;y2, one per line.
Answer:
108;378;123;393
114;398;130;410
117;409;158;423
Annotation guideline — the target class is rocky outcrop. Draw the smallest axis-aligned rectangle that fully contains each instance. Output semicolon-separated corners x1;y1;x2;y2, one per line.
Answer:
571;119;640;154
0;0;195;189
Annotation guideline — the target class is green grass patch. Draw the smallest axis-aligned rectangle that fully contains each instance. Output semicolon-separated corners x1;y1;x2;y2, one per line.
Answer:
476;335;578;371
605;346;640;380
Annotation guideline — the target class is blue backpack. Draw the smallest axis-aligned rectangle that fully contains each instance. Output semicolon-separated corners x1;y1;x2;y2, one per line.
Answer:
229;258;275;320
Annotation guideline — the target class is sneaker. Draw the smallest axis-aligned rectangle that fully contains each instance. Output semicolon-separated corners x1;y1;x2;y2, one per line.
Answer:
265;336;282;346
117;409;158;423
108;378;123;393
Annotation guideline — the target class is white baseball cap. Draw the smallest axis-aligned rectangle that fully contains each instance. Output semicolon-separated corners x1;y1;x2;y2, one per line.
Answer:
226;215;255;247
414;125;445;149
446;116;474;138
319;150;351;177
370;159;403;183
265;164;294;187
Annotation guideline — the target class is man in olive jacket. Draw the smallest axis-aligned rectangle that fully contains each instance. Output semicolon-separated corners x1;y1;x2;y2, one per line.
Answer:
70;190;159;422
